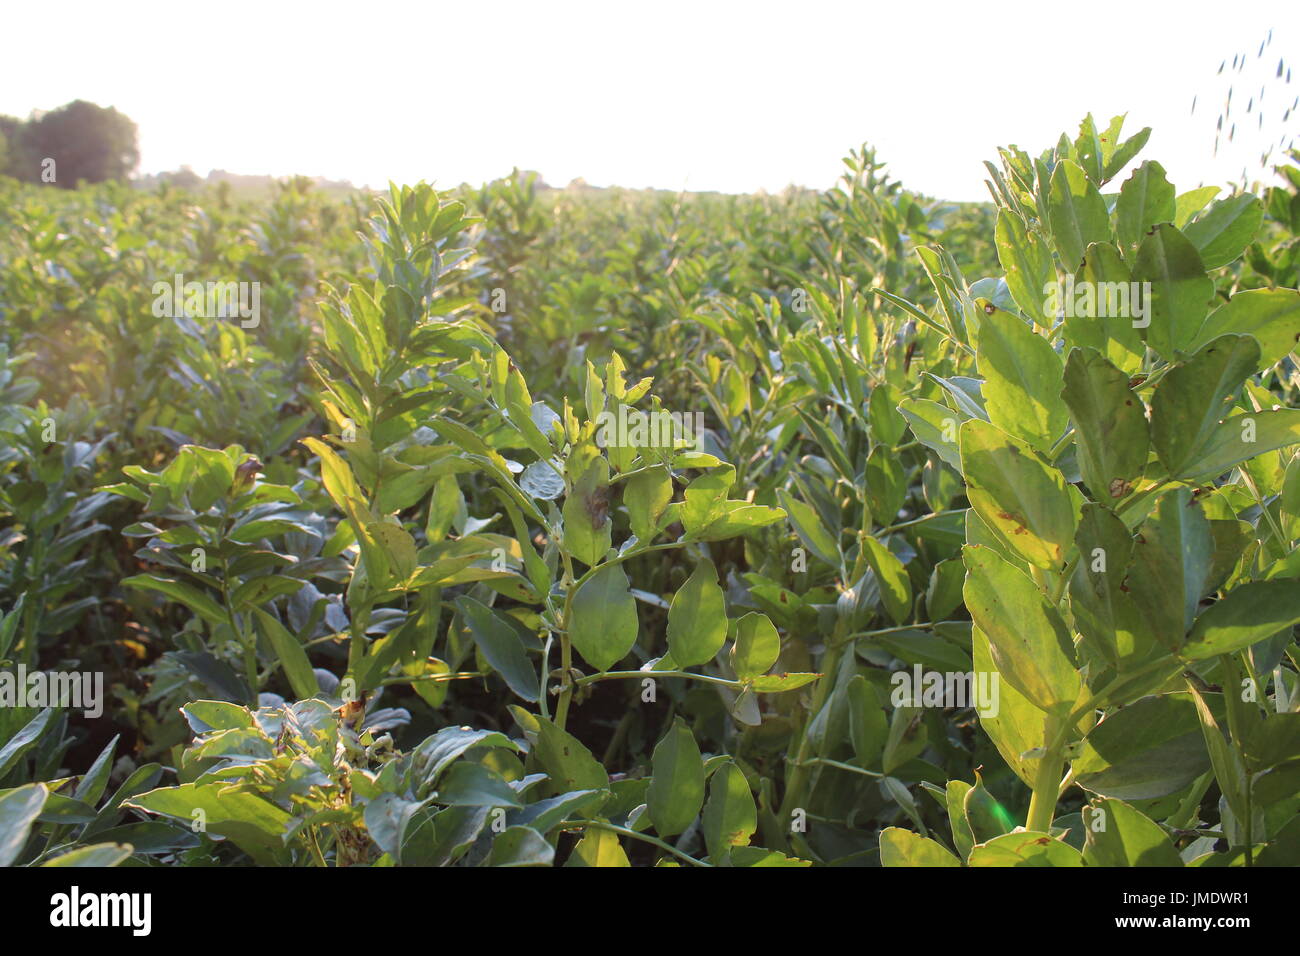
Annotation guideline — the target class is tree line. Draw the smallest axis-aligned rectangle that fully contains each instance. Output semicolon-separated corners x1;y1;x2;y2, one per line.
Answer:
0;100;139;187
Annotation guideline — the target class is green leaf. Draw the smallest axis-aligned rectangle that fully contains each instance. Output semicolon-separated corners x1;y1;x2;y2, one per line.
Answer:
687;502;785;542
975;307;1068;452
777;490;841;567
728;846;811;867
1125;488;1213;652
1073;694;1211;800
42;843;134;867
488;825;555;866
862;536;911;625
1131;223;1215;362
1188;289;1300;370
254;609;320;701
185;446;237;512
1183;194;1263;269
1046;159;1112;271
623;466;672;541
994;210;1052;324
899;398;966;472
848;676;887;770
973;626;1047;787
666;558;727;667
680;466;733;533
229;574;304;612
945;780;976;860
566;827;630;867
126;783;291;864
646;718;705;837
1082;798;1183;866
426;474;462;543
968;832;1083;866
368;521;418;584
868;384;908;445
750;673;821;692
435;761;523;808
0;594;25;660
531;715;609;795
1060;242;1145;375
510;788;606;834
568;563;638;673
701;761;756;862
879;826;961;867
926;557;966;621
882;703;928;774
1187;685;1247;824
864;446;907;524
301;437;367;513
0;707;56;780
0;783;48;867
180;701;253;734
1174;186;1220;227
456;596;539;702
1069;504;1155;671
74;735;118;807
963;545;1079;714
1116;160;1176;250
1061;347;1148;500
960;419;1078;570
562;447;611;567
1149;334;1260;477
1189;409;1300;480
730;612;780;680
1182;580;1300;660
414;726;519;788
122;574;226;627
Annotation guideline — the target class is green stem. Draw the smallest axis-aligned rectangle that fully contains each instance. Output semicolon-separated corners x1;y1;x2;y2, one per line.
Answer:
571;541;683;589
1025;741;1066;833
1168;770;1214;830
778;622;848;828
845;621;952;641
377;671;482;686
564;820;711;867
555;550;577;730
795;757;883;779
573;669;741;689
878;509;962;535
308;826;329;867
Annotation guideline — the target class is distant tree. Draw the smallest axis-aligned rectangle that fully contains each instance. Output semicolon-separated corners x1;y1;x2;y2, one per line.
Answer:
162;165;203;189
17;100;139;187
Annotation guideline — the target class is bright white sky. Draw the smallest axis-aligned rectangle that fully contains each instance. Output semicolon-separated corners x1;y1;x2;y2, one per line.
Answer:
2;0;1297;200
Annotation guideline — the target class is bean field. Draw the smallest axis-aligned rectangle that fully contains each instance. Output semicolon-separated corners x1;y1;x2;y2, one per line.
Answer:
3;114;1300;872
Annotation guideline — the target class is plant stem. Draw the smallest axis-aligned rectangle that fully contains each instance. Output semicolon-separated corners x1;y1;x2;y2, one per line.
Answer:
878;509;962;535
1025;741;1066;833
378;671;482;686
564;820;711;867
573;669;741;689
778;622;847;829
555;550;577;730
795;757;883;779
